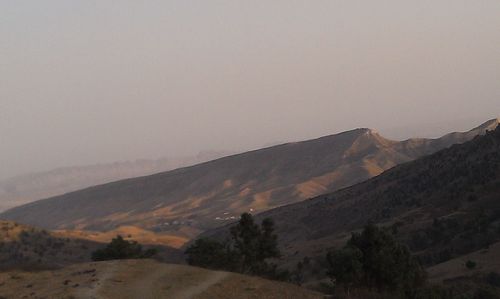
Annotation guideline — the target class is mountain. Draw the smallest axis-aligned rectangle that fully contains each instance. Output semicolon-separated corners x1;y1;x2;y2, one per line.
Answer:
0;151;231;212
0;259;323;299
1;119;498;241
203;123;500;275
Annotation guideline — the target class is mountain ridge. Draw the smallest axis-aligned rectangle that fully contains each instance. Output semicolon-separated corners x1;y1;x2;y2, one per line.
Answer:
1;119;498;243
201;124;500;275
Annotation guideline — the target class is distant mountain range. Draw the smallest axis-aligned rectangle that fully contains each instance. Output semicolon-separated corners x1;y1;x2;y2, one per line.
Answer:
0;151;231;212
1;119;498;243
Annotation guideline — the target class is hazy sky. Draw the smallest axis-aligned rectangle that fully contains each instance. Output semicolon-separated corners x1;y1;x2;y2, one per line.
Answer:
1;1;499;179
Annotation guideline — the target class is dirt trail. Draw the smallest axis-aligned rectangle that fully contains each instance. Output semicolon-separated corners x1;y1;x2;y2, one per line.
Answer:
96;260;230;299
172;271;229;299
76;260;119;299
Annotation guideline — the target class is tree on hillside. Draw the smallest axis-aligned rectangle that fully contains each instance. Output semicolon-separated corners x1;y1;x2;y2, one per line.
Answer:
91;235;157;261
185;213;283;278
326;224;426;297
230;213;281;274
326;246;363;296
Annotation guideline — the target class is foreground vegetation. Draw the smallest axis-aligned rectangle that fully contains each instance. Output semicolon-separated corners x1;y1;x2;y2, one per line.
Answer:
91;235;157;261
326;224;425;297
187;213;500;298
185;213;285;279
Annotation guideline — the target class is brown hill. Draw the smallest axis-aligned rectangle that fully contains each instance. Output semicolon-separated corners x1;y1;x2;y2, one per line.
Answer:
0;220;100;271
0;259;323;299
203;123;500;275
0;220;183;272
0;151;230;212
1;119;498;241
56;226;189;249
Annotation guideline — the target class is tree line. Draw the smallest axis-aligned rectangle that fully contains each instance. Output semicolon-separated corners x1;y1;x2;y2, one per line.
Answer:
184;213;431;298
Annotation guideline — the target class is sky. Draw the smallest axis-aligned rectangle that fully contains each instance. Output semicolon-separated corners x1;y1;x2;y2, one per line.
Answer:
1;1;499;180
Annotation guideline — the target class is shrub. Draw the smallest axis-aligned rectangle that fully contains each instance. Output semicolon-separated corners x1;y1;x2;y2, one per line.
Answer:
185;238;238;271
466;260;477;270
91;235;157;261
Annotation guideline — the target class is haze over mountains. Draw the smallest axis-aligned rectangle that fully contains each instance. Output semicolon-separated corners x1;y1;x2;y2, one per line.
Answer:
0;151;230;212
1;119;497;243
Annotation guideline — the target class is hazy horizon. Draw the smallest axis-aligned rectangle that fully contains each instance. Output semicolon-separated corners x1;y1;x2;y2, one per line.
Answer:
2;1;499;180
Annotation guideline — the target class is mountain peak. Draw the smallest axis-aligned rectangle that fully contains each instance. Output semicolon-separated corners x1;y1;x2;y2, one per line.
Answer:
473;118;500;132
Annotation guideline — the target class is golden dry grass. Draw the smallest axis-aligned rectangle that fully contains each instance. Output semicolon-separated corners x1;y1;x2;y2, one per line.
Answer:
55;225;188;249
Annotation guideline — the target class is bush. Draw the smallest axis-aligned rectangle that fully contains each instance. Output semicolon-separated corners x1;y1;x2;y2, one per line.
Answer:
91;235;157;261
466;260;477;269
185;238;238;271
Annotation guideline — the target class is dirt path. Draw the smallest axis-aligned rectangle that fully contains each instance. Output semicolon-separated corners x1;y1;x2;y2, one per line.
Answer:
76;261;119;299
172;271;229;299
96;260;230;299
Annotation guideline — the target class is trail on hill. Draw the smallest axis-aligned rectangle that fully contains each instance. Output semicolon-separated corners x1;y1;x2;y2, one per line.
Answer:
172;271;229;299
88;261;230;299
128;265;228;299
76;261;119;299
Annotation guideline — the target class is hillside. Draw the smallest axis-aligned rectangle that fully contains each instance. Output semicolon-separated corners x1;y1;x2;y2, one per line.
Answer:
203;124;500;274
1;119;498;241
0;259;323;299
0;220;184;272
0;220;100;270
0;151;230;212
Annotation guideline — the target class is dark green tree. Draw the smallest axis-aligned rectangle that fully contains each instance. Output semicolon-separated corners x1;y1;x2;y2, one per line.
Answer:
230;213;281;275
349;224;425;292
326;224;426;296
186;213;282;278
230;213;262;273
259;218;281;260
326;246;363;296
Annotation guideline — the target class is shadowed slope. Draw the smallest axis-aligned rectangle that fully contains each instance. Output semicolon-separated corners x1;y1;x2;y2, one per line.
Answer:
203;124;500;272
